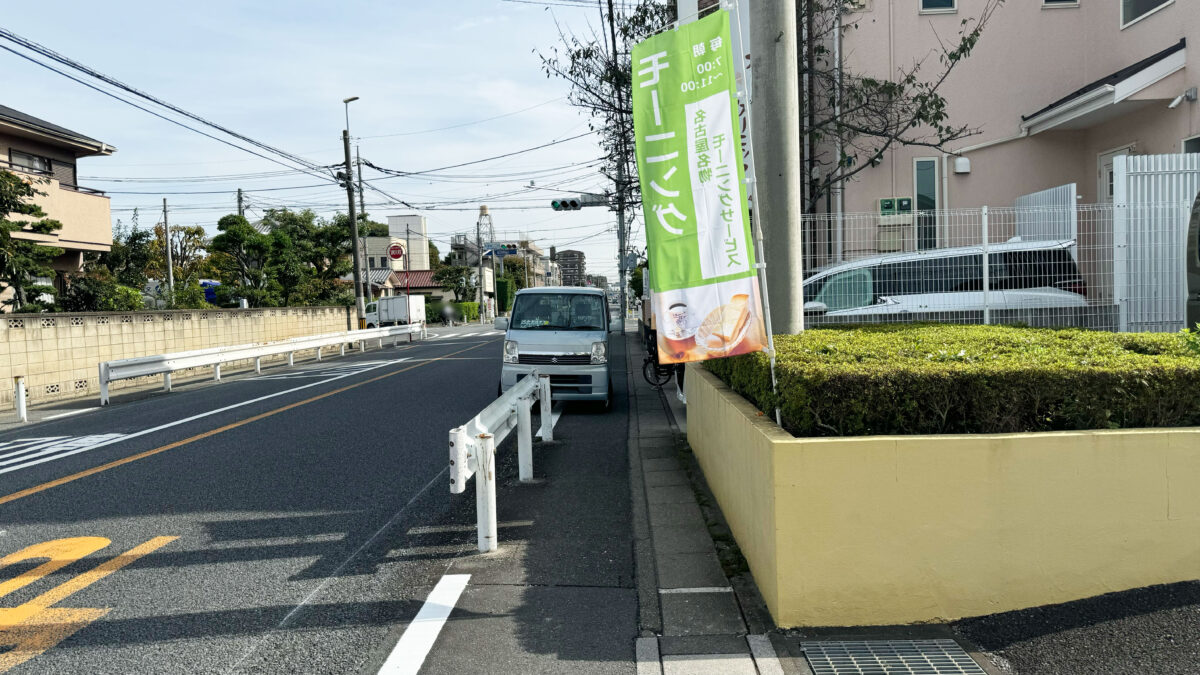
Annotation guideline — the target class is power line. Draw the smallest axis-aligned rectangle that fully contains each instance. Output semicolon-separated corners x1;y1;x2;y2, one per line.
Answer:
0;27;337;183
363;131;596;177
357;97;566;139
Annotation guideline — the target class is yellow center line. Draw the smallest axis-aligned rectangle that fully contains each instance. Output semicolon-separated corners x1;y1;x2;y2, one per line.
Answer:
0;340;495;507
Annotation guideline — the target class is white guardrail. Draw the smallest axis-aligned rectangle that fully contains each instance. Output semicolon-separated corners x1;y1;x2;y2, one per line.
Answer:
97;322;427;405
450;372;553;553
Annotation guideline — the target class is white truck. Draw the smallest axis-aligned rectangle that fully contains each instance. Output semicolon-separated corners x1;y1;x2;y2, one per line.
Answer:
364;295;425;327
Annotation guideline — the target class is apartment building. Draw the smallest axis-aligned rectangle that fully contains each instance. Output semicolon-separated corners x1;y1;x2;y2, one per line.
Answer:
827;0;1198;256
1;104;114;285
556;249;586;286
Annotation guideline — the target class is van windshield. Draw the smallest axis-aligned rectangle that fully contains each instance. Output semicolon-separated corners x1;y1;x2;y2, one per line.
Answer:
510;293;606;331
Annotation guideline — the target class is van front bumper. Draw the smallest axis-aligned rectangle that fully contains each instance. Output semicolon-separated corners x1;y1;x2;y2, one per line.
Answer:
501;362;610;401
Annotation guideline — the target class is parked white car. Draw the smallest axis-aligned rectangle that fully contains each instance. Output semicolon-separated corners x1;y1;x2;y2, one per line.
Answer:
803;239;1089;317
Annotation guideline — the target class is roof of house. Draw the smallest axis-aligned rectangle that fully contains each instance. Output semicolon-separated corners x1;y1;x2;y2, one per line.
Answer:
1023;38;1186;122
0;104;115;155
396;269;438;288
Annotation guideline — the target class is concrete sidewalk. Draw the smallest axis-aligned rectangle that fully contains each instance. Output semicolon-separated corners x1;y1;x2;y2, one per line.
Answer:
623;334;791;675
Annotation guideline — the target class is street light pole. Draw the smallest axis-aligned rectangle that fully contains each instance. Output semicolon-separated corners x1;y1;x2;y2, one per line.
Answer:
342;96;365;326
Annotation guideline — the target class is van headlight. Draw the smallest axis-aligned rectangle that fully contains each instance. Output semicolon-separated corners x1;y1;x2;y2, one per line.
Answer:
590;341;607;364
503;340;519;363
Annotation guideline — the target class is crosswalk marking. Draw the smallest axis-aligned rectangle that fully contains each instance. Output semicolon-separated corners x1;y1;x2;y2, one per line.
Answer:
0;434;128;474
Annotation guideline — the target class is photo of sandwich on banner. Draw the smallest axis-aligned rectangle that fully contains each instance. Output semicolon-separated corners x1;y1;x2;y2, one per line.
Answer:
653;278;767;364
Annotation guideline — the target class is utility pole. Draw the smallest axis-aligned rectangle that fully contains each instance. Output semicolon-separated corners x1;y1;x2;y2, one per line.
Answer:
356;146;367;217
750;0;804;333
405;223;411;312
607;0;628;334
343;129;365;325
480;206;496;319
162;198;174;303
237;188;244;217
476;213;485;324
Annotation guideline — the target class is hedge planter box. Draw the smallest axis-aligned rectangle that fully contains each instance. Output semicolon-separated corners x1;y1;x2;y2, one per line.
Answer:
686;365;1200;627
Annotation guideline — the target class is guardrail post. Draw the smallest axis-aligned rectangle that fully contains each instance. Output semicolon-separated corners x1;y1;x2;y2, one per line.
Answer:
449;427;471;494
163;373;172;393
338;344;344;357
378;337;384;349
517;399;534;483
254;357;262;374
99;364;109;406
359;340;366;352
288;352;294;367
13;376;27;423
317;347;324;361
213;364;221;381
476;433;497;553
538;375;553;442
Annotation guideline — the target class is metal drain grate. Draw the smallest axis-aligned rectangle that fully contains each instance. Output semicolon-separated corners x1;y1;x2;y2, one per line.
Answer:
800;639;987;675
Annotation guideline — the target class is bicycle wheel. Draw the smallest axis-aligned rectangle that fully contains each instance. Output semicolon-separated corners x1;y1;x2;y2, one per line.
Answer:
643;358;672;388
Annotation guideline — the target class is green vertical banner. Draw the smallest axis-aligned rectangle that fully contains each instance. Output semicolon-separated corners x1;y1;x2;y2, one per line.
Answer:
632;9;766;364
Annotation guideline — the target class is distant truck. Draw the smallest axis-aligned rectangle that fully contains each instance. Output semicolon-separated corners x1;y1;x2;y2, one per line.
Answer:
364;295;425;327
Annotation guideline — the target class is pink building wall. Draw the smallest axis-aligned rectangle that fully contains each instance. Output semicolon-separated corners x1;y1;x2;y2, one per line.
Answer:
836;0;1200;212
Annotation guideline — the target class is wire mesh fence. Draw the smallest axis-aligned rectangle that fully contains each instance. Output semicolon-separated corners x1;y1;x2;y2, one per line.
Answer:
799;202;1193;333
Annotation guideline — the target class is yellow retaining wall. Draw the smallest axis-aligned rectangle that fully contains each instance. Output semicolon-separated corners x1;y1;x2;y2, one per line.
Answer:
0;307;351;407
686;364;1200;627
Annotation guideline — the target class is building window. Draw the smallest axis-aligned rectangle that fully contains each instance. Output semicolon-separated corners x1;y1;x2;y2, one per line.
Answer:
1184;136;1200;154
920;0;955;12
914;158;940;250
1121;0;1172;27
9;150;51;174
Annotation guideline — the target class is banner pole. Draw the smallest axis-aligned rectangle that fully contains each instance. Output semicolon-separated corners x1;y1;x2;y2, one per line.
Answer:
730;0;785;427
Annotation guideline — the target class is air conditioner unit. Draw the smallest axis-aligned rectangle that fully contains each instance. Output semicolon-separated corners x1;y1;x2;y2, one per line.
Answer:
878;214;915;253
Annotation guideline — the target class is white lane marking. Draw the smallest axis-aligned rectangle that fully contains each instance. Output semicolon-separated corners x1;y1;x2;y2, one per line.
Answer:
657;587;733;594
43;407;99;421
535;403;563;441
0;357;414;476
249;359;404;381
229;466;450;671
0;434;127;471
377;573;471;675
746;635;785;675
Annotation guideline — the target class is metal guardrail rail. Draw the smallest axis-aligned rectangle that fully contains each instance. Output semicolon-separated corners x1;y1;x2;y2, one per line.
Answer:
97;322;427;405
449;373;553;552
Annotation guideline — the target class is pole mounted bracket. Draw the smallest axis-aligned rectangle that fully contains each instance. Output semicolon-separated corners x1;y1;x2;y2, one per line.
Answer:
753;263;767;270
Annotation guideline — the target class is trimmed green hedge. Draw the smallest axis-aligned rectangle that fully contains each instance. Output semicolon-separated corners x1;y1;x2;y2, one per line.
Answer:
704;324;1200;437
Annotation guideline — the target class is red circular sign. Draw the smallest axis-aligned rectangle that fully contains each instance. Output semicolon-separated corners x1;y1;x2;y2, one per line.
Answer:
388;243;405;261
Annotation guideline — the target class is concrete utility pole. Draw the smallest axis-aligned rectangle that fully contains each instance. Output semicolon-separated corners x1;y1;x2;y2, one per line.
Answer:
161;198;174;302
343;128;365;324
237;188;244;217
607;0;628;334
405;224;411;313
356;146;367;216
476;213;485;324
480;206;496;319
749;0;804;334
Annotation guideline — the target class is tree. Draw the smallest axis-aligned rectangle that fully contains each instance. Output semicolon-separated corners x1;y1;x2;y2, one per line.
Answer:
629;265;644;299
100;217;155;289
540;0;1003;213
428;241;442;270
148;223;212;284
0;170;65;311
210;214;276;307
433;265;475;302
502;255;529;291
59;275;143;312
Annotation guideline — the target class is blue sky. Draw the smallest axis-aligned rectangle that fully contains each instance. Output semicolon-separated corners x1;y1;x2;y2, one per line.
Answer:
1;1;636;281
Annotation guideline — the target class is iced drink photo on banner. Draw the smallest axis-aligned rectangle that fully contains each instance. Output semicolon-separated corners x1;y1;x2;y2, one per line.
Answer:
631;8;767;364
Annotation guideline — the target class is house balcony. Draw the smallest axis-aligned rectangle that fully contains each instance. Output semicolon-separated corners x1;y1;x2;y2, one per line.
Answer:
3;160;112;259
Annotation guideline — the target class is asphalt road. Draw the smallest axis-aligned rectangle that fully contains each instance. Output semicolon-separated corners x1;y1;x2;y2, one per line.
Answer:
0;324;585;674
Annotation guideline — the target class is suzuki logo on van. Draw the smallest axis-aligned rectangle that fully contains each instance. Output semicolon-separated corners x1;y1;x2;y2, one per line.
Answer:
551;357;558;363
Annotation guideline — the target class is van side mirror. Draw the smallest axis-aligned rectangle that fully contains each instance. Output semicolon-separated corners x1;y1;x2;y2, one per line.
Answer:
804;301;828;315
494;316;509;330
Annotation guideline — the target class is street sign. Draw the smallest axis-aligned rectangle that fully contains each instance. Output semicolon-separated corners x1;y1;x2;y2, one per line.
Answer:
388;243;405;261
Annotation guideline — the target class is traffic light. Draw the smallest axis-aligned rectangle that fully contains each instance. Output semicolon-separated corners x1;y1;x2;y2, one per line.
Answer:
551;198;582;211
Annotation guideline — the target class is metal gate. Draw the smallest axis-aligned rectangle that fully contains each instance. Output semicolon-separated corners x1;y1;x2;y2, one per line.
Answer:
1113;153;1200;332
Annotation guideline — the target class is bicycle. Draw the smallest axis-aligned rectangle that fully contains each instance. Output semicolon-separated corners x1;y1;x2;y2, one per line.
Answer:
642;346;674;389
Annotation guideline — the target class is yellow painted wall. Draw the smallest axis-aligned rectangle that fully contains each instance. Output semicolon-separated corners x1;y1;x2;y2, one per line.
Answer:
0;307;351;408
687;366;1200;627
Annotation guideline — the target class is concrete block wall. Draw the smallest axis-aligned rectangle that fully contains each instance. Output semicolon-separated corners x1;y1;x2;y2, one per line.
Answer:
0;306;352;407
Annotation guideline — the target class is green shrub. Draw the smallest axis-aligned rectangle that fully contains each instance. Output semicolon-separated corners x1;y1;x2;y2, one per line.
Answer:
426;301;444;323
453;301;480;322
704;323;1200;437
